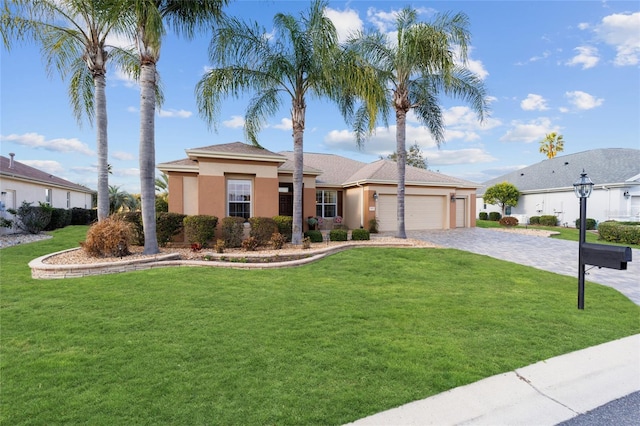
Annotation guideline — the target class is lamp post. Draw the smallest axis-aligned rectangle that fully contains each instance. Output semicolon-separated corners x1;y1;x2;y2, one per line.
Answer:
573;170;594;310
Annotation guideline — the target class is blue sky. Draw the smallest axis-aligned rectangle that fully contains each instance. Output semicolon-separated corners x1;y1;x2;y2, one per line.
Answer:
1;0;639;194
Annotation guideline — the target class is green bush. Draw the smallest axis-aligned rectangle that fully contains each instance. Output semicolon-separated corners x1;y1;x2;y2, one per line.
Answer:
249;217;278;246
539;215;558;226
71;207;97;225
329;229;348;241
156;212;186;247
221;216;246;248
499;216;519;227
273;215;293;241
479;212;488;220
529;216;540;225
597;221;640;245
574;218;597;230
117;211;144;245
184;215;218;248
7;201;52;234
155;196;168;212
488;212;501;221
368;218;379;233
45;208;72;231
351;228;370;240
304;230;323;243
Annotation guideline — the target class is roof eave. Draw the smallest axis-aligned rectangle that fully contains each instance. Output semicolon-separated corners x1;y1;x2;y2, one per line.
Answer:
186;149;285;164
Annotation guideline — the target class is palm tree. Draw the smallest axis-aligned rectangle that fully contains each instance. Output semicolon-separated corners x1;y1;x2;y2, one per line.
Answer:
109;185;139;214
120;0;229;255
347;8;489;238
196;0;384;244
2;0;137;222
539;132;564;159
155;172;168;194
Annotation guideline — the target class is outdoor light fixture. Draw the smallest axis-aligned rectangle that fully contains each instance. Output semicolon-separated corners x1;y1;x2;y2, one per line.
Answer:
574;170;594;310
623;191;630;199
372;191;378;201
450;194;456;202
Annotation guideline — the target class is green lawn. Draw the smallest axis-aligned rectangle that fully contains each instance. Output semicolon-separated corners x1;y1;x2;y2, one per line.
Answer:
476;220;640;249
2;226;639;425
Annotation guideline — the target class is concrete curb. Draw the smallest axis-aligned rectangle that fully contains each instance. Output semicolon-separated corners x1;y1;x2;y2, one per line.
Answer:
346;334;640;425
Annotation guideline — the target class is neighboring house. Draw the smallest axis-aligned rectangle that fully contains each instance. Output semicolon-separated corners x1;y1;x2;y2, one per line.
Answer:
158;142;479;233
477;148;640;226
0;153;95;234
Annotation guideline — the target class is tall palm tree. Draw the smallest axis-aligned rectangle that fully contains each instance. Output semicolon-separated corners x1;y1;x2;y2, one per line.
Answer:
539;132;564;159
122;0;229;254
196;0;385;244
347;8;489;238
2;0;136;222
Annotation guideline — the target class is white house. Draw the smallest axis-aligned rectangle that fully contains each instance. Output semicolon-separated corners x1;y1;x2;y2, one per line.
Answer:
477;148;640;226
0;153;95;234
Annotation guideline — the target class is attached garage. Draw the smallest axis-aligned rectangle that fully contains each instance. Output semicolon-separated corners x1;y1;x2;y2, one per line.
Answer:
377;194;446;232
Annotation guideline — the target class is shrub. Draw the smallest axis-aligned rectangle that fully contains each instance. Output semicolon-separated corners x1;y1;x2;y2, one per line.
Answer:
45;208;72;231
479;212;488;220
215;239;225;253
118;211;144;245
597;221;640;245
529;216;540;225
368;218;379;233
304;230;323;243
499;216;519;227
0;217;12;228
241;236;259;251
156;212;186;247
81;216;132;257
249;217;278;246
574;218;597;230
221;216;246;248
329;228;348;241
273;215;293;242
351;228;370;240
7;201;52;234
302;237;311;249
270;232;287;250
539;215;558;226
183;215;218;248
71;207;97;225
155;196;168;212
488;212;501;221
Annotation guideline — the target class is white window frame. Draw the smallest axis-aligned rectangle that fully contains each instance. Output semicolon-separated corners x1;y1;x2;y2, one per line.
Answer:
316;190;337;218
45;188;52;206
227;179;252;219
66;191;71;209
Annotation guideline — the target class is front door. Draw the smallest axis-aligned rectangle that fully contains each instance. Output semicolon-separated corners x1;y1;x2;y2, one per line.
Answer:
279;184;293;216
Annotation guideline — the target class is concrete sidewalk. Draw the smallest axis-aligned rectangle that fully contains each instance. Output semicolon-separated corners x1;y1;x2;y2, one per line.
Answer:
346;334;640;425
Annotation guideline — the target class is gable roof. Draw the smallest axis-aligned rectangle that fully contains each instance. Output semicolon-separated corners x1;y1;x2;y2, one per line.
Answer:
0;155;95;193
478;148;640;195
278;152;366;185
344;159;478;187
186;142;285;163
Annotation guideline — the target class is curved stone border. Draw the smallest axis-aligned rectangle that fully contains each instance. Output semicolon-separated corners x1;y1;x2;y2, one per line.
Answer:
29;243;418;279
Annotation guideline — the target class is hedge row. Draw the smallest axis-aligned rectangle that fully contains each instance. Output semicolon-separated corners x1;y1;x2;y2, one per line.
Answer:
597;221;640;245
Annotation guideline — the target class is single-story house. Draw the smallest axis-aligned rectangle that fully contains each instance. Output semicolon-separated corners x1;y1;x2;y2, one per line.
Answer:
157;142;479;233
477;148;640;225
0;153;96;234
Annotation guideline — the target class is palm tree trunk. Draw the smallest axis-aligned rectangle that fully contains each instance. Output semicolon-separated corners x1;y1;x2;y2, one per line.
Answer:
95;73;109;221
396;107;407;239
139;62;159;254
291;100;306;245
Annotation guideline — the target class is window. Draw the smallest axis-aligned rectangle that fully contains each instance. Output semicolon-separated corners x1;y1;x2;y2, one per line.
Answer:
316;190;337;217
66;192;71;209
228;179;252;219
45;188;52;206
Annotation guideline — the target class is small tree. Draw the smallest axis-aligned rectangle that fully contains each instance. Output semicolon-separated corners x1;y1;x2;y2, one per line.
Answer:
483;182;519;216
539;132;564;159
382;143;428;169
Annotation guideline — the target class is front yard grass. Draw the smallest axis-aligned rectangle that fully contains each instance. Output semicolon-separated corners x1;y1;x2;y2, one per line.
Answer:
2;226;639;425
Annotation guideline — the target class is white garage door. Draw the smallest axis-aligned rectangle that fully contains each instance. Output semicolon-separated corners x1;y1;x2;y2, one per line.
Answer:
377;195;445;232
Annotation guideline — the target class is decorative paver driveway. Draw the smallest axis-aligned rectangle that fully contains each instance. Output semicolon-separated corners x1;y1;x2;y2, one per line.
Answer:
404;228;640;306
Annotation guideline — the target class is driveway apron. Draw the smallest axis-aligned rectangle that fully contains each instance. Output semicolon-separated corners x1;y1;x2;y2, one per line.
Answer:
404;228;640;306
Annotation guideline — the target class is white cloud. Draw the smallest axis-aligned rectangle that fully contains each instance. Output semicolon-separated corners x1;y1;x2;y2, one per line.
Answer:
127;106;138;113
565;90;604;110
566;46;600;69
158;108;192;118
500;118;558;143
366;7;399;34
112;151;135;161
1;132;95;156
595;12;640;66
112;68;137;88
271;118;292;131
520;94;549;111
19;160;66;175
223;115;245;128
452;46;489;80
112;168;140;177
325;7;363;43
425;148;497;166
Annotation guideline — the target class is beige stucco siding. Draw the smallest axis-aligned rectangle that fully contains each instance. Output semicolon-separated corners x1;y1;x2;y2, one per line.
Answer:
199;159;278;178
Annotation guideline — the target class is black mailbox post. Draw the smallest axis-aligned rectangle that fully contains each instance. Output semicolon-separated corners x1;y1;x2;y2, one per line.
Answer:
581;243;632;270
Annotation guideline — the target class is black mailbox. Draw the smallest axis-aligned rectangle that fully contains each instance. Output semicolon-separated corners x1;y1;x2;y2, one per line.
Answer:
581;243;632;270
